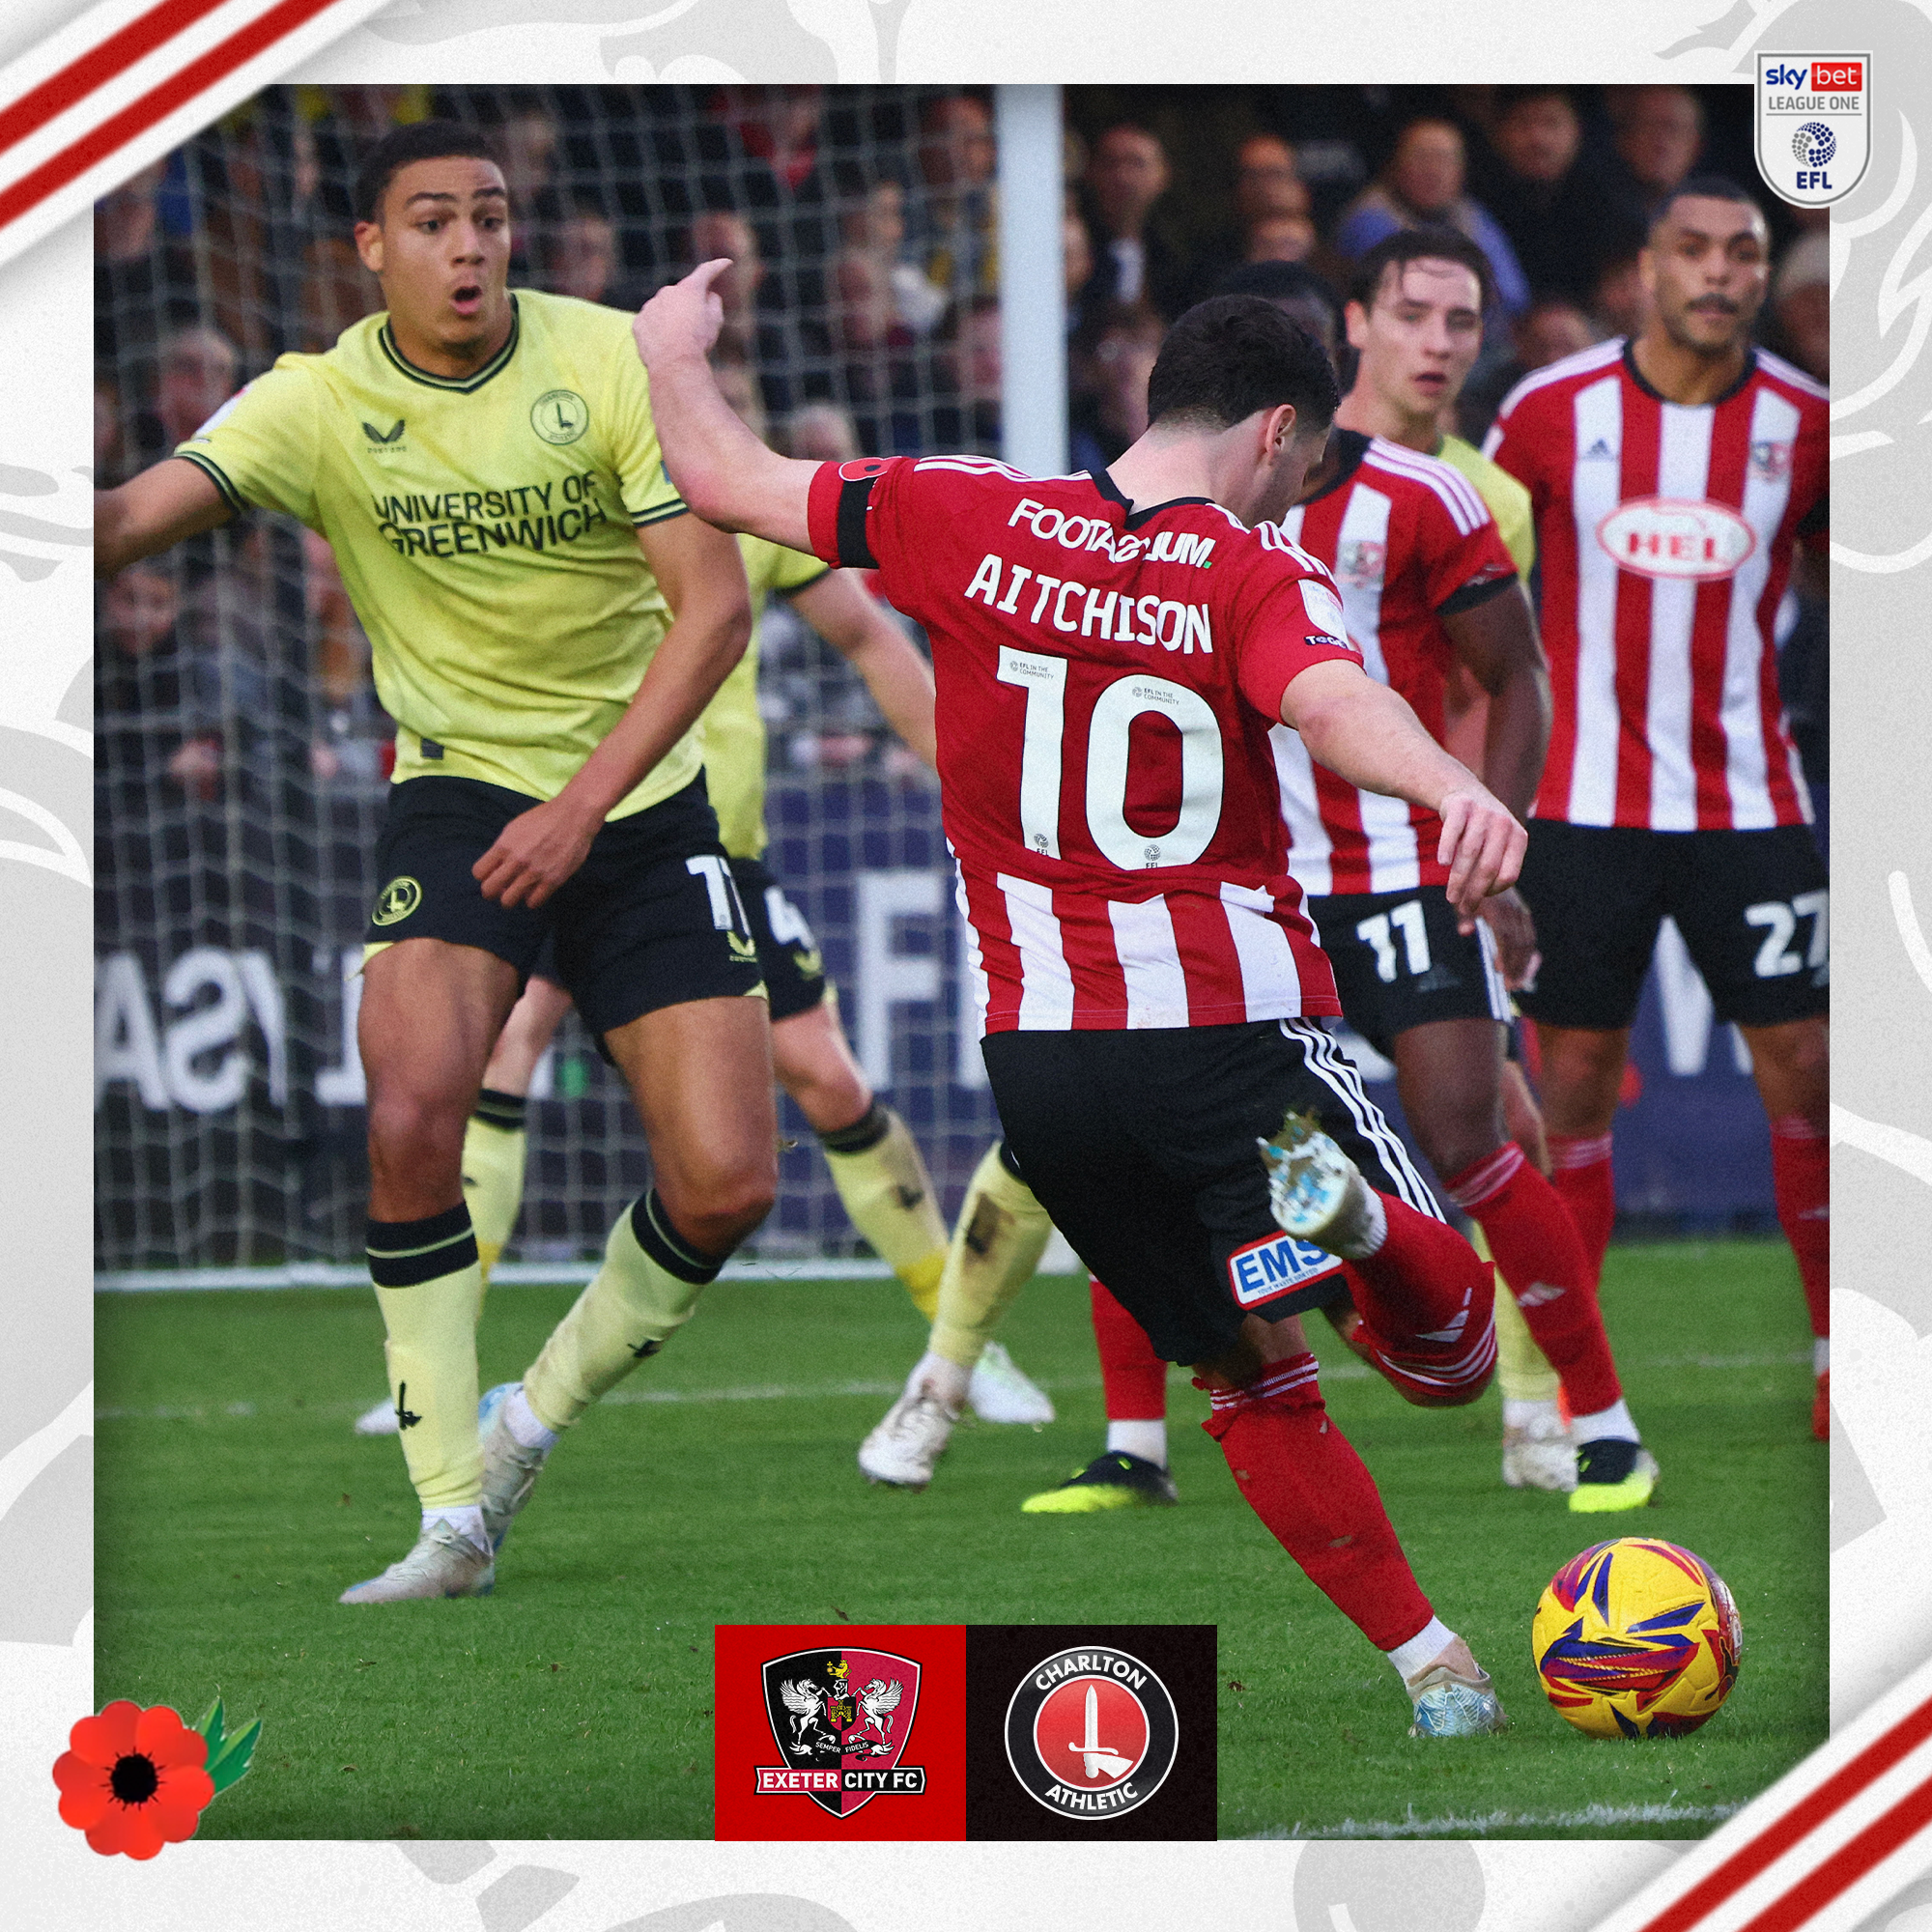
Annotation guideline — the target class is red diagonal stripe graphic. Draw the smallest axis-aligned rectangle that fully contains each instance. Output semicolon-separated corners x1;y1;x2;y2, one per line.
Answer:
1636;1695;1932;1932
1738;1770;1932;1932
0;0;232;157
0;0;341;232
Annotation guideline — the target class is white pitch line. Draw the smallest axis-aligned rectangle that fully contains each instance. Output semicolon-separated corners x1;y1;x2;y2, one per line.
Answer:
1247;1799;1746;1839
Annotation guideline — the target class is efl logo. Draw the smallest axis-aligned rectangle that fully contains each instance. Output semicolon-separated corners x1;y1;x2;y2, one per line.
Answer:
1227;1230;1344;1310
1003;1644;1179;1821
1757;51;1869;207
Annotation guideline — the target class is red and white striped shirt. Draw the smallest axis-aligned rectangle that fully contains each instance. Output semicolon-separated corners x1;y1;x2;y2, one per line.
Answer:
1484;340;1827;831
806;455;1366;1033
1271;432;1519;895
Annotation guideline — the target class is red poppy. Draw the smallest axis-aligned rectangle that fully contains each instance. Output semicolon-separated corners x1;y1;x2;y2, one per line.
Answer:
53;1701;215;1859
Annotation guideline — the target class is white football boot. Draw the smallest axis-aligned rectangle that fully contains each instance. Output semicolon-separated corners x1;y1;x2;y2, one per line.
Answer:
1406;1660;1510;1738
478;1381;554;1553
1257;1113;1379;1257
967;1342;1055;1425
353;1397;399;1436
1501;1403;1577;1492
858;1388;960;1489
338;1519;494;1604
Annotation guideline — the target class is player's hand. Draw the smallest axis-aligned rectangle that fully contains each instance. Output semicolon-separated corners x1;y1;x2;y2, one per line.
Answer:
1435;786;1526;929
633;259;730;371
1478;887;1540;989
472;797;599;910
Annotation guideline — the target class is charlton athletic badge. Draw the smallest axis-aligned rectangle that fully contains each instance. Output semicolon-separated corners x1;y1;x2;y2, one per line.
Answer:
756;1647;926;1817
1003;1643;1179;1820
1756;54;1869;208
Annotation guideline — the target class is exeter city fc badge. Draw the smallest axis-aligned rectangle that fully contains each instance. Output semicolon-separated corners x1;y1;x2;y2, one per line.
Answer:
1756;53;1869;208
1004;1643;1179;1820
756;1648;926;1816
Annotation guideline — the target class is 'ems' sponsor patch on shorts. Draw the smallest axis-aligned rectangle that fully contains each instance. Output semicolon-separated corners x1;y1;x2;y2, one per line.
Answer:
1226;1230;1344;1309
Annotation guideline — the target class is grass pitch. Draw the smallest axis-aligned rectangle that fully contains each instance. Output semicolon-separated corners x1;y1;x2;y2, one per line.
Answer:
95;1239;1824;1839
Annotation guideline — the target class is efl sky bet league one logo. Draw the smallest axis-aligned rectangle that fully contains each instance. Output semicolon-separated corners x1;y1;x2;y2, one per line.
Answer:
757;1648;925;1817
1756;54;1869;208
1003;1643;1179;1821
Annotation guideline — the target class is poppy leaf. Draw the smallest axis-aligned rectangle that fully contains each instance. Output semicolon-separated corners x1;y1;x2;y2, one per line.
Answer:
194;1696;225;1757
206;1718;261;1795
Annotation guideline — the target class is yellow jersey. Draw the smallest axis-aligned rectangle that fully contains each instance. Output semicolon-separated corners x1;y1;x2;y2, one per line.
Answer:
1436;432;1535;581
177;290;706;818
705;536;829;861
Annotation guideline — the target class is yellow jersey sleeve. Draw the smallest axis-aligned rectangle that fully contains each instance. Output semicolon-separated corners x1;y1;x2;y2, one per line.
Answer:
1437;434;1536;581
603;328;688;529
175;359;325;529
769;544;832;598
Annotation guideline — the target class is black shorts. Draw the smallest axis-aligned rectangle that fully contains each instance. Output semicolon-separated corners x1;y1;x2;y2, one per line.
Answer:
365;774;763;1039
981;1018;1447;1367
1308;884;1512;1061
1515;821;1830;1032
730;854;829;1024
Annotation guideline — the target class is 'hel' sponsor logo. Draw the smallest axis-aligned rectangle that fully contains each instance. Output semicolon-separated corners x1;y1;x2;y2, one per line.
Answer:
1226;1230;1345;1310
1595;497;1756;582
372;876;422;926
756;1648;926;1817
1005;1643;1179;1820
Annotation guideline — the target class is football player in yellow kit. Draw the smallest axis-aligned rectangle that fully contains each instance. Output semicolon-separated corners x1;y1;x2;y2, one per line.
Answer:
97;121;782;1602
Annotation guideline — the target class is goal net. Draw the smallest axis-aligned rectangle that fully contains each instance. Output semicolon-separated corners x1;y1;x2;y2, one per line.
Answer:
95;83;1015;1275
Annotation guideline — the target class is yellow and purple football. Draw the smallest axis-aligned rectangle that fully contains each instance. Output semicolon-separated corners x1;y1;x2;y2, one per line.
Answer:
1532;1537;1743;1739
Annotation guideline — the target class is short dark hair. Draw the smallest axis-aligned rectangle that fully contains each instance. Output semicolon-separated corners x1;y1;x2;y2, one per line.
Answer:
1145;295;1338;435
354;120;504;225
1349;225;1494;315
1212;259;1339;326
1648;174;1764;238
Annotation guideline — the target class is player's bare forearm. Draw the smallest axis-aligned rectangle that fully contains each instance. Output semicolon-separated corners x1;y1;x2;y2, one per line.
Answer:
472;515;753;909
1284;663;1525;917
791;571;936;770
95;458;231;578
633;262;816;551
1443;584;1550;822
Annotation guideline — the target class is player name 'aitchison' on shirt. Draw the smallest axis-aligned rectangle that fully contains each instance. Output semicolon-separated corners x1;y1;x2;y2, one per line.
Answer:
805;452;1369;1037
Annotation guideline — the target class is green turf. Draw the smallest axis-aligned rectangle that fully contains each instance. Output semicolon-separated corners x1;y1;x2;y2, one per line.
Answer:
95;1239;1824;1839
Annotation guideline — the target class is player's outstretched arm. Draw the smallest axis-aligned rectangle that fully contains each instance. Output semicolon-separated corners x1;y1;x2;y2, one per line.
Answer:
1283;659;1526;923
788;570;937;771
633;262;817;553
95;458;231;579
472;511;753;909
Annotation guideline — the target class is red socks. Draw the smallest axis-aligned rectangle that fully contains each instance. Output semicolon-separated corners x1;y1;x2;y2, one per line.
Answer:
1443;1144;1622;1414
1771;1116;1830;1339
1091;1276;1169;1420
1201;1354;1433;1652
1345;1196;1496;1406
1548;1132;1615;1289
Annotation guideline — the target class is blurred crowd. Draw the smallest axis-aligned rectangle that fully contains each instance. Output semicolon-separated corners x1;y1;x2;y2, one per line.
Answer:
96;82;1828;808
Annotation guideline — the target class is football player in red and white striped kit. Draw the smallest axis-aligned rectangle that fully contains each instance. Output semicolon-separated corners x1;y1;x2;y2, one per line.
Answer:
638;267;1523;1735
1483;177;1831;1436
1066;230;1654;1515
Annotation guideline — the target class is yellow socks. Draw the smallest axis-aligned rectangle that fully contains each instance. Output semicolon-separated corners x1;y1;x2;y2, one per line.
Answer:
522;1189;721;1433
929;1141;1053;1371
462;1088;529;1285
366;1206;485;1510
1482;1222;1561;1406
818;1100;949;1318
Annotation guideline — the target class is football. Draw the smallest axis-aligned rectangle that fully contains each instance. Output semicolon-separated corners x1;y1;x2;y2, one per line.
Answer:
1533;1537;1744;1739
